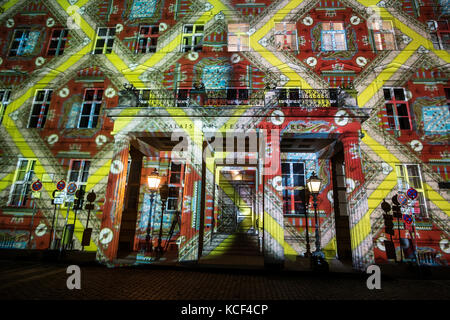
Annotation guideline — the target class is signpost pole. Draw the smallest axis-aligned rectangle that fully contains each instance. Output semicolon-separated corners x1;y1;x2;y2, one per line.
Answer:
28;197;36;249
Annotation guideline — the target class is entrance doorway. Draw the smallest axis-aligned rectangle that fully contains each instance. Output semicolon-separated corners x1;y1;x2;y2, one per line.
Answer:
216;166;257;234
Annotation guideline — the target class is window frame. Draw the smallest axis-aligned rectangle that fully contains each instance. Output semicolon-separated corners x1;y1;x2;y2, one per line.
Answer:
93;27;116;54
136;25;159;54
181;24;204;52
395;164;428;218
281;161;306;216
321;22;347;52
46;29;68;56
227;23;250;52
8;29;40;57
77;88;103;129
369;20;396;51
431;20;450;50
383;87;412;131
274;22;298;51
28;89;53;129
8;158;37;207
0;89;11;125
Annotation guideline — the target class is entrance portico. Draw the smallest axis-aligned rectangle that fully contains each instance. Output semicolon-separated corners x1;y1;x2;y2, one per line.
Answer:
97;91;373;270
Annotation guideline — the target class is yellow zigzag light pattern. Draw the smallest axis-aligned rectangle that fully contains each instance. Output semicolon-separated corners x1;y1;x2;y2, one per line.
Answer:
1;0;448;256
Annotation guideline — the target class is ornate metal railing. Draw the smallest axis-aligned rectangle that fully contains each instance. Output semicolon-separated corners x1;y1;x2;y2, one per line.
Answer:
118;85;358;109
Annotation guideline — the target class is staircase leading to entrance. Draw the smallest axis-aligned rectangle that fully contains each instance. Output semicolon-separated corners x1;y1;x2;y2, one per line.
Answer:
200;216;263;266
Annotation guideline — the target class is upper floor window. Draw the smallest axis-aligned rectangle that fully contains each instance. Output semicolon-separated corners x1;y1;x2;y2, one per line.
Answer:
274;23;298;51
181;24;204;52
0;89;11;125
226;88;249;105
9;30;40;57
8;158;36;207
93;27;115;54
282;161;306;215
383;87;412;130
369;20;396;51
47;29;68;56
28;89;53;128
78;88;103;128
321;22;346;51
395;164;428;218
137;25;159;53
430;20;450;50
228;23;250;52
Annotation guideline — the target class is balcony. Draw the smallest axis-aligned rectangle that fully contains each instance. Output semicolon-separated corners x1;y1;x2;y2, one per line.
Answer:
118;87;358;109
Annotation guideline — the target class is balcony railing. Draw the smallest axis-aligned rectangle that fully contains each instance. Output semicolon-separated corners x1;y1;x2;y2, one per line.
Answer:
118;87;357;109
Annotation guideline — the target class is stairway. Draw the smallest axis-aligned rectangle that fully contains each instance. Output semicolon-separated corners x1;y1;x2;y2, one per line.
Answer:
200;216;263;266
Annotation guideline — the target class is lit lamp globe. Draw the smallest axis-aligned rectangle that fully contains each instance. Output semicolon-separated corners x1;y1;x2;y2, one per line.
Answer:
306;172;322;194
147;174;162;192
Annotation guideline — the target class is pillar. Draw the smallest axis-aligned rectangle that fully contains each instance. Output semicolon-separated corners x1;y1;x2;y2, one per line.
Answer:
262;128;285;267
97;134;130;263
340;132;374;270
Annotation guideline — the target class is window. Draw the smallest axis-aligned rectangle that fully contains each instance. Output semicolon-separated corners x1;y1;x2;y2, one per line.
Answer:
383;87;412;130
0;89;11;124
181;24;204;52
369;20;396;51
176;88;189;107
430;20;450;50
78;88;103;128
395;164;428;217
226;88;249;105
47;29;68;56
228;23;250;52
8;30;40;57
136;25;159;53
93;27;115;54
166;162;184;225
282;161;306;215
8;159;36;207
274;23;298;51
68;160;90;192
321;22;346;51
28;89;53;128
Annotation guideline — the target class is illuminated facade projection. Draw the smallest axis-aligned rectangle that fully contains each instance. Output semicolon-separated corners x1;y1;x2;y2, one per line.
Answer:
0;0;449;270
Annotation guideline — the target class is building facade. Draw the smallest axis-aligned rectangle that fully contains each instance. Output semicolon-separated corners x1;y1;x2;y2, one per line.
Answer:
0;0;448;270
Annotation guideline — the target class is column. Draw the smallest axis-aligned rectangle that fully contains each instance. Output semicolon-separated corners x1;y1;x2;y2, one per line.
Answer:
262;128;285;267
340;132;374;270
97;134;130;263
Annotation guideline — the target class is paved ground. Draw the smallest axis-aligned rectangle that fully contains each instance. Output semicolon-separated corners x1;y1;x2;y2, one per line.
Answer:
0;259;449;301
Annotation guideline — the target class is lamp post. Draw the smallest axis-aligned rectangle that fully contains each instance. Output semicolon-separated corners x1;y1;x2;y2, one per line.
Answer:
146;172;162;253
156;183;169;257
306;171;328;271
304;189;311;257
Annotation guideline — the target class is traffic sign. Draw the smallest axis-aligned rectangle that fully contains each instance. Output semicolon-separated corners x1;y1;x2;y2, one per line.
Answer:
32;180;42;192
56;180;66;191
403;214;412;224
407;187;418;200
397;193;408;206
53;197;64;205
67;182;77;195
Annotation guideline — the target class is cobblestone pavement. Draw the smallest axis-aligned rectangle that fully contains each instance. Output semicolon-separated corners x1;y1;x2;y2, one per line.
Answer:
0;260;449;301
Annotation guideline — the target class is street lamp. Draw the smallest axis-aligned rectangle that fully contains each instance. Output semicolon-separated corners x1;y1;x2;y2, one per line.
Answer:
303;189;311;257
145;171;162;253
156;183;170;257
306;171;329;271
